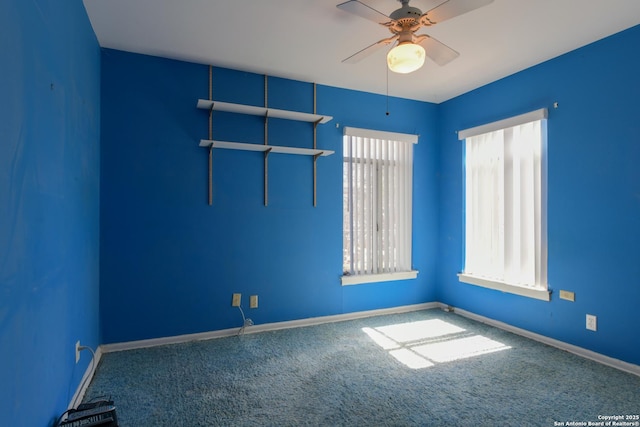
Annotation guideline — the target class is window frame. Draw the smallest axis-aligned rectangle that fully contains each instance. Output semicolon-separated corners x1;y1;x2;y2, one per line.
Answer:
341;127;419;286
457;109;550;301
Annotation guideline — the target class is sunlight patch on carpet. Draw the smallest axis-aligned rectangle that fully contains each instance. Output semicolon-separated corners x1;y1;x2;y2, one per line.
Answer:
363;319;511;369
376;319;465;343
413;335;511;363
389;348;435;369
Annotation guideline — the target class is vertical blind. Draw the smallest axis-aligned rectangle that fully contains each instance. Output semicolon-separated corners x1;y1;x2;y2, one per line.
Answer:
343;127;416;277
462;113;547;289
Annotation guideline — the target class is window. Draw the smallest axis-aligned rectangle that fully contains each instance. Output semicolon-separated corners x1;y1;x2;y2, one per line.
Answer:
341;127;418;285
457;109;549;301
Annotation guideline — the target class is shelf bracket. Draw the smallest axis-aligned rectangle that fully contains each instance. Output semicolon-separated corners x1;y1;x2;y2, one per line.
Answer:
313;152;323;207
264;147;272;206
208;145;213;205
264;74;269;147
208;65;214;205
312;83;322;207
264;111;269;147
208;105;214;205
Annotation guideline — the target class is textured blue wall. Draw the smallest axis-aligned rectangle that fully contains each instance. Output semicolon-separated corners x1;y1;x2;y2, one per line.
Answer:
437;25;640;365
99;49;439;344
0;1;101;426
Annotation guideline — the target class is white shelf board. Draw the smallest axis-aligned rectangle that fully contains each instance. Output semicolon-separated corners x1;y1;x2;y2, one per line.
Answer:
197;99;332;124
199;140;334;156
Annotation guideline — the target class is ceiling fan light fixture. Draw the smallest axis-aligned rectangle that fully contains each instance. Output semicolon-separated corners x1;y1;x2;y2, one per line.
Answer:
387;42;425;74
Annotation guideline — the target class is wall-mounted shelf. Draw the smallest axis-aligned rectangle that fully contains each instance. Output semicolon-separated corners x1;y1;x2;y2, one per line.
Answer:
199;140;334;157
199;73;333;207
197;100;333;124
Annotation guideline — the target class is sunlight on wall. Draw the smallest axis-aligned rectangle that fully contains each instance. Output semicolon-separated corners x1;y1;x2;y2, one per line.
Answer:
363;319;511;369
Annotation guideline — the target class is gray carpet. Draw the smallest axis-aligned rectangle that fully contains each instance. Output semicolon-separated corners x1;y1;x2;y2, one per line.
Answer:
83;309;640;426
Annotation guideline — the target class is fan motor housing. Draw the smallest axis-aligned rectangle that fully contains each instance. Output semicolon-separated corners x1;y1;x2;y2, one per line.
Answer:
390;4;422;22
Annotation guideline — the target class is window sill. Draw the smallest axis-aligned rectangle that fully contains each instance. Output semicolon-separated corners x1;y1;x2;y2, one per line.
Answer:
457;273;550;301
342;270;418;286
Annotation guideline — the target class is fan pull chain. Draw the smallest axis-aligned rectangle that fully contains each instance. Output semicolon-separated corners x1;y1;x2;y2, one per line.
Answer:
386;64;390;116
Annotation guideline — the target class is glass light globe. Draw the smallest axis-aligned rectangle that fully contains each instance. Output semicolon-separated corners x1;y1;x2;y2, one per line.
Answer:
387;42;426;74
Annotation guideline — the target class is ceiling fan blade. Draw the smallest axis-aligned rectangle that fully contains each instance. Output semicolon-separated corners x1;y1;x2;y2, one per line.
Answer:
422;0;493;25
415;34;459;66
342;36;397;64
336;0;390;24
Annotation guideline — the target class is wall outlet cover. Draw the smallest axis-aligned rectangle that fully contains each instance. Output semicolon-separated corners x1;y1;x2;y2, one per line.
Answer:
586;314;597;331
232;293;241;307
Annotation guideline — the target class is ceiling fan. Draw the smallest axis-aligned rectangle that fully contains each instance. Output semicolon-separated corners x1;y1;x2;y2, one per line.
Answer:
337;0;494;73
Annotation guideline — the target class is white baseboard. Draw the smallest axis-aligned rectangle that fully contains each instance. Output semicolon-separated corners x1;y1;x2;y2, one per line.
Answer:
244;302;439;335
98;300;639;379
443;303;640;377
68;346;103;409
100;302;439;354
100;327;240;353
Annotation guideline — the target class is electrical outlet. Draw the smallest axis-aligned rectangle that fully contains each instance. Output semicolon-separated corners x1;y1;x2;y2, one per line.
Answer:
250;295;258;309
75;341;81;363
586;314;597;331
232;293;241;307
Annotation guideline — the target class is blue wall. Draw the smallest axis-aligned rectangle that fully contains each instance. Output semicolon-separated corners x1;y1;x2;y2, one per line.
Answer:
99;49;439;344
0;1;101;426
437;25;640;365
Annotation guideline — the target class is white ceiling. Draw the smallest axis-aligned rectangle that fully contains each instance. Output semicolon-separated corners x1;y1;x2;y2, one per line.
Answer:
83;0;640;103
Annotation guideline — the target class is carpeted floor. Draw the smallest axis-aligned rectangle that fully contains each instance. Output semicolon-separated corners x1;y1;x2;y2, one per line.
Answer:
83;309;640;426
